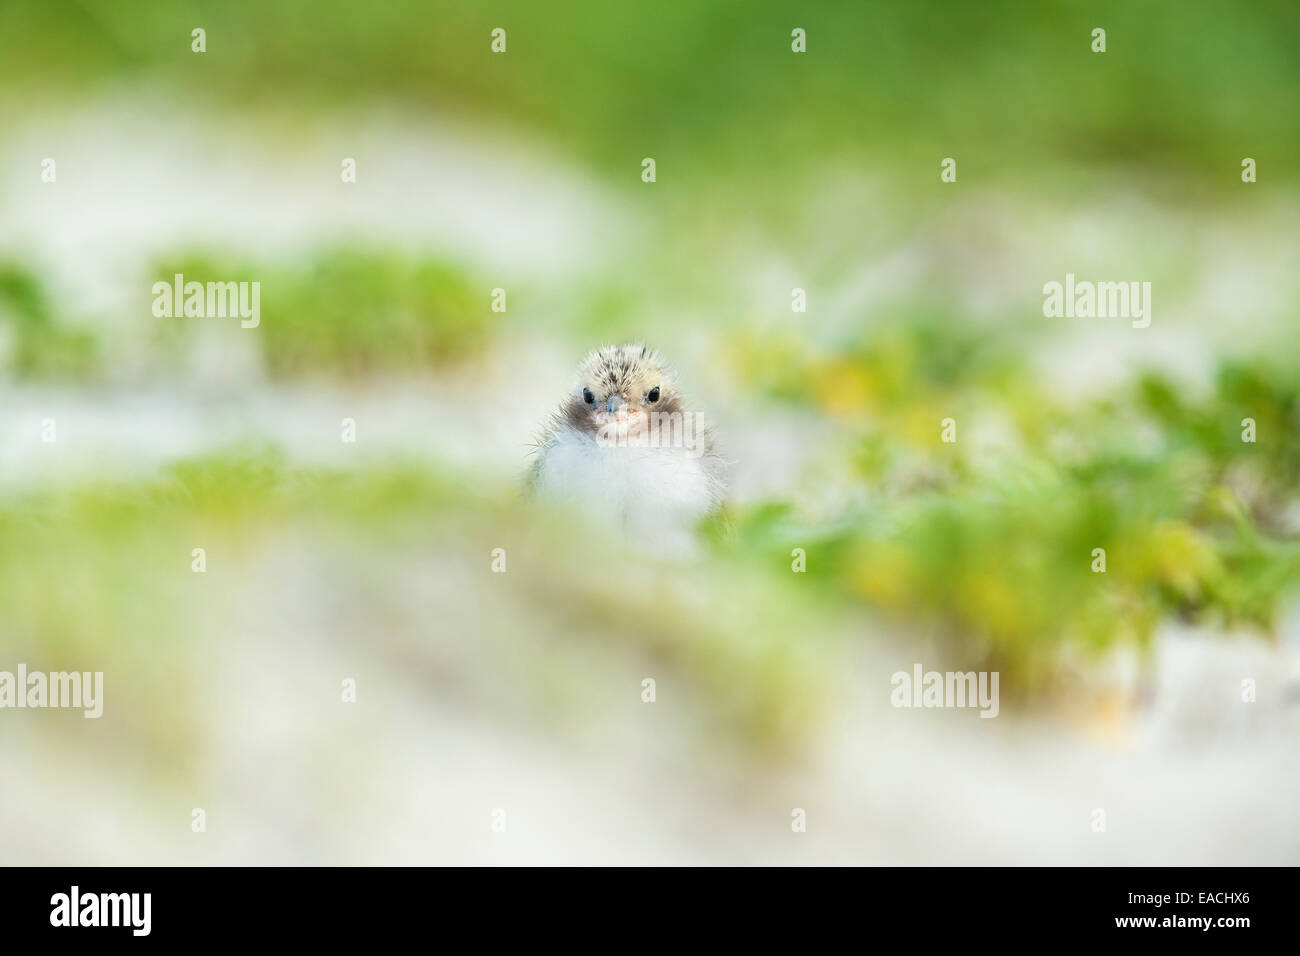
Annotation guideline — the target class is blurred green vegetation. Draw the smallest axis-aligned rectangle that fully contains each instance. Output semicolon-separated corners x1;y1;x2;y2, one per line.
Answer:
3;259;1298;704
718;324;1300;691
150;248;493;378
3;0;1297;195
0;264;99;378
1;249;496;382
0;449;838;758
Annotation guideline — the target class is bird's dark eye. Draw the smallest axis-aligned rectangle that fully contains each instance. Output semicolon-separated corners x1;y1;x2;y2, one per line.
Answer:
582;388;595;404
647;386;660;403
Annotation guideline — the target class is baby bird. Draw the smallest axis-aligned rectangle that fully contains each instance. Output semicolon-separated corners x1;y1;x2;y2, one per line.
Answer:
527;344;726;552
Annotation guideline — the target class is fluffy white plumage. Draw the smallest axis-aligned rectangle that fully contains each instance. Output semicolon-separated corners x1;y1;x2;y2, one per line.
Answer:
527;345;726;553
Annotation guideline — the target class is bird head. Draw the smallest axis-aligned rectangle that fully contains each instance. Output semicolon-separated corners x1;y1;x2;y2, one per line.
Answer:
564;344;682;441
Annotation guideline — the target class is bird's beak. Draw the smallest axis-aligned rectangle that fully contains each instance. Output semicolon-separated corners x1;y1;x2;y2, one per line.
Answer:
606;394;624;415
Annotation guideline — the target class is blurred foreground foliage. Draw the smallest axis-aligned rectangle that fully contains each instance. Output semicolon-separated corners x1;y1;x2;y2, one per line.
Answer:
721;322;1300;691
0;450;837;760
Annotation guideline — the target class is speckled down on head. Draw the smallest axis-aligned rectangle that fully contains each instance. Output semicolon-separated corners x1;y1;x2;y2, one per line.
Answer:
525;344;727;551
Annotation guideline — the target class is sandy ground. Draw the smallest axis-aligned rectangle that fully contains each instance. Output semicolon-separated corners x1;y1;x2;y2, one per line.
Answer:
4;598;1296;864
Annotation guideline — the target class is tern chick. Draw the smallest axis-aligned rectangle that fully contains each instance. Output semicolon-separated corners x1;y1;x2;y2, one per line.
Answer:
527;344;726;552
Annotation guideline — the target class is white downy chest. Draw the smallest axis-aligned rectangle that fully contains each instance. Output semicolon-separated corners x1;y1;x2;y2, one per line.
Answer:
535;429;713;544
